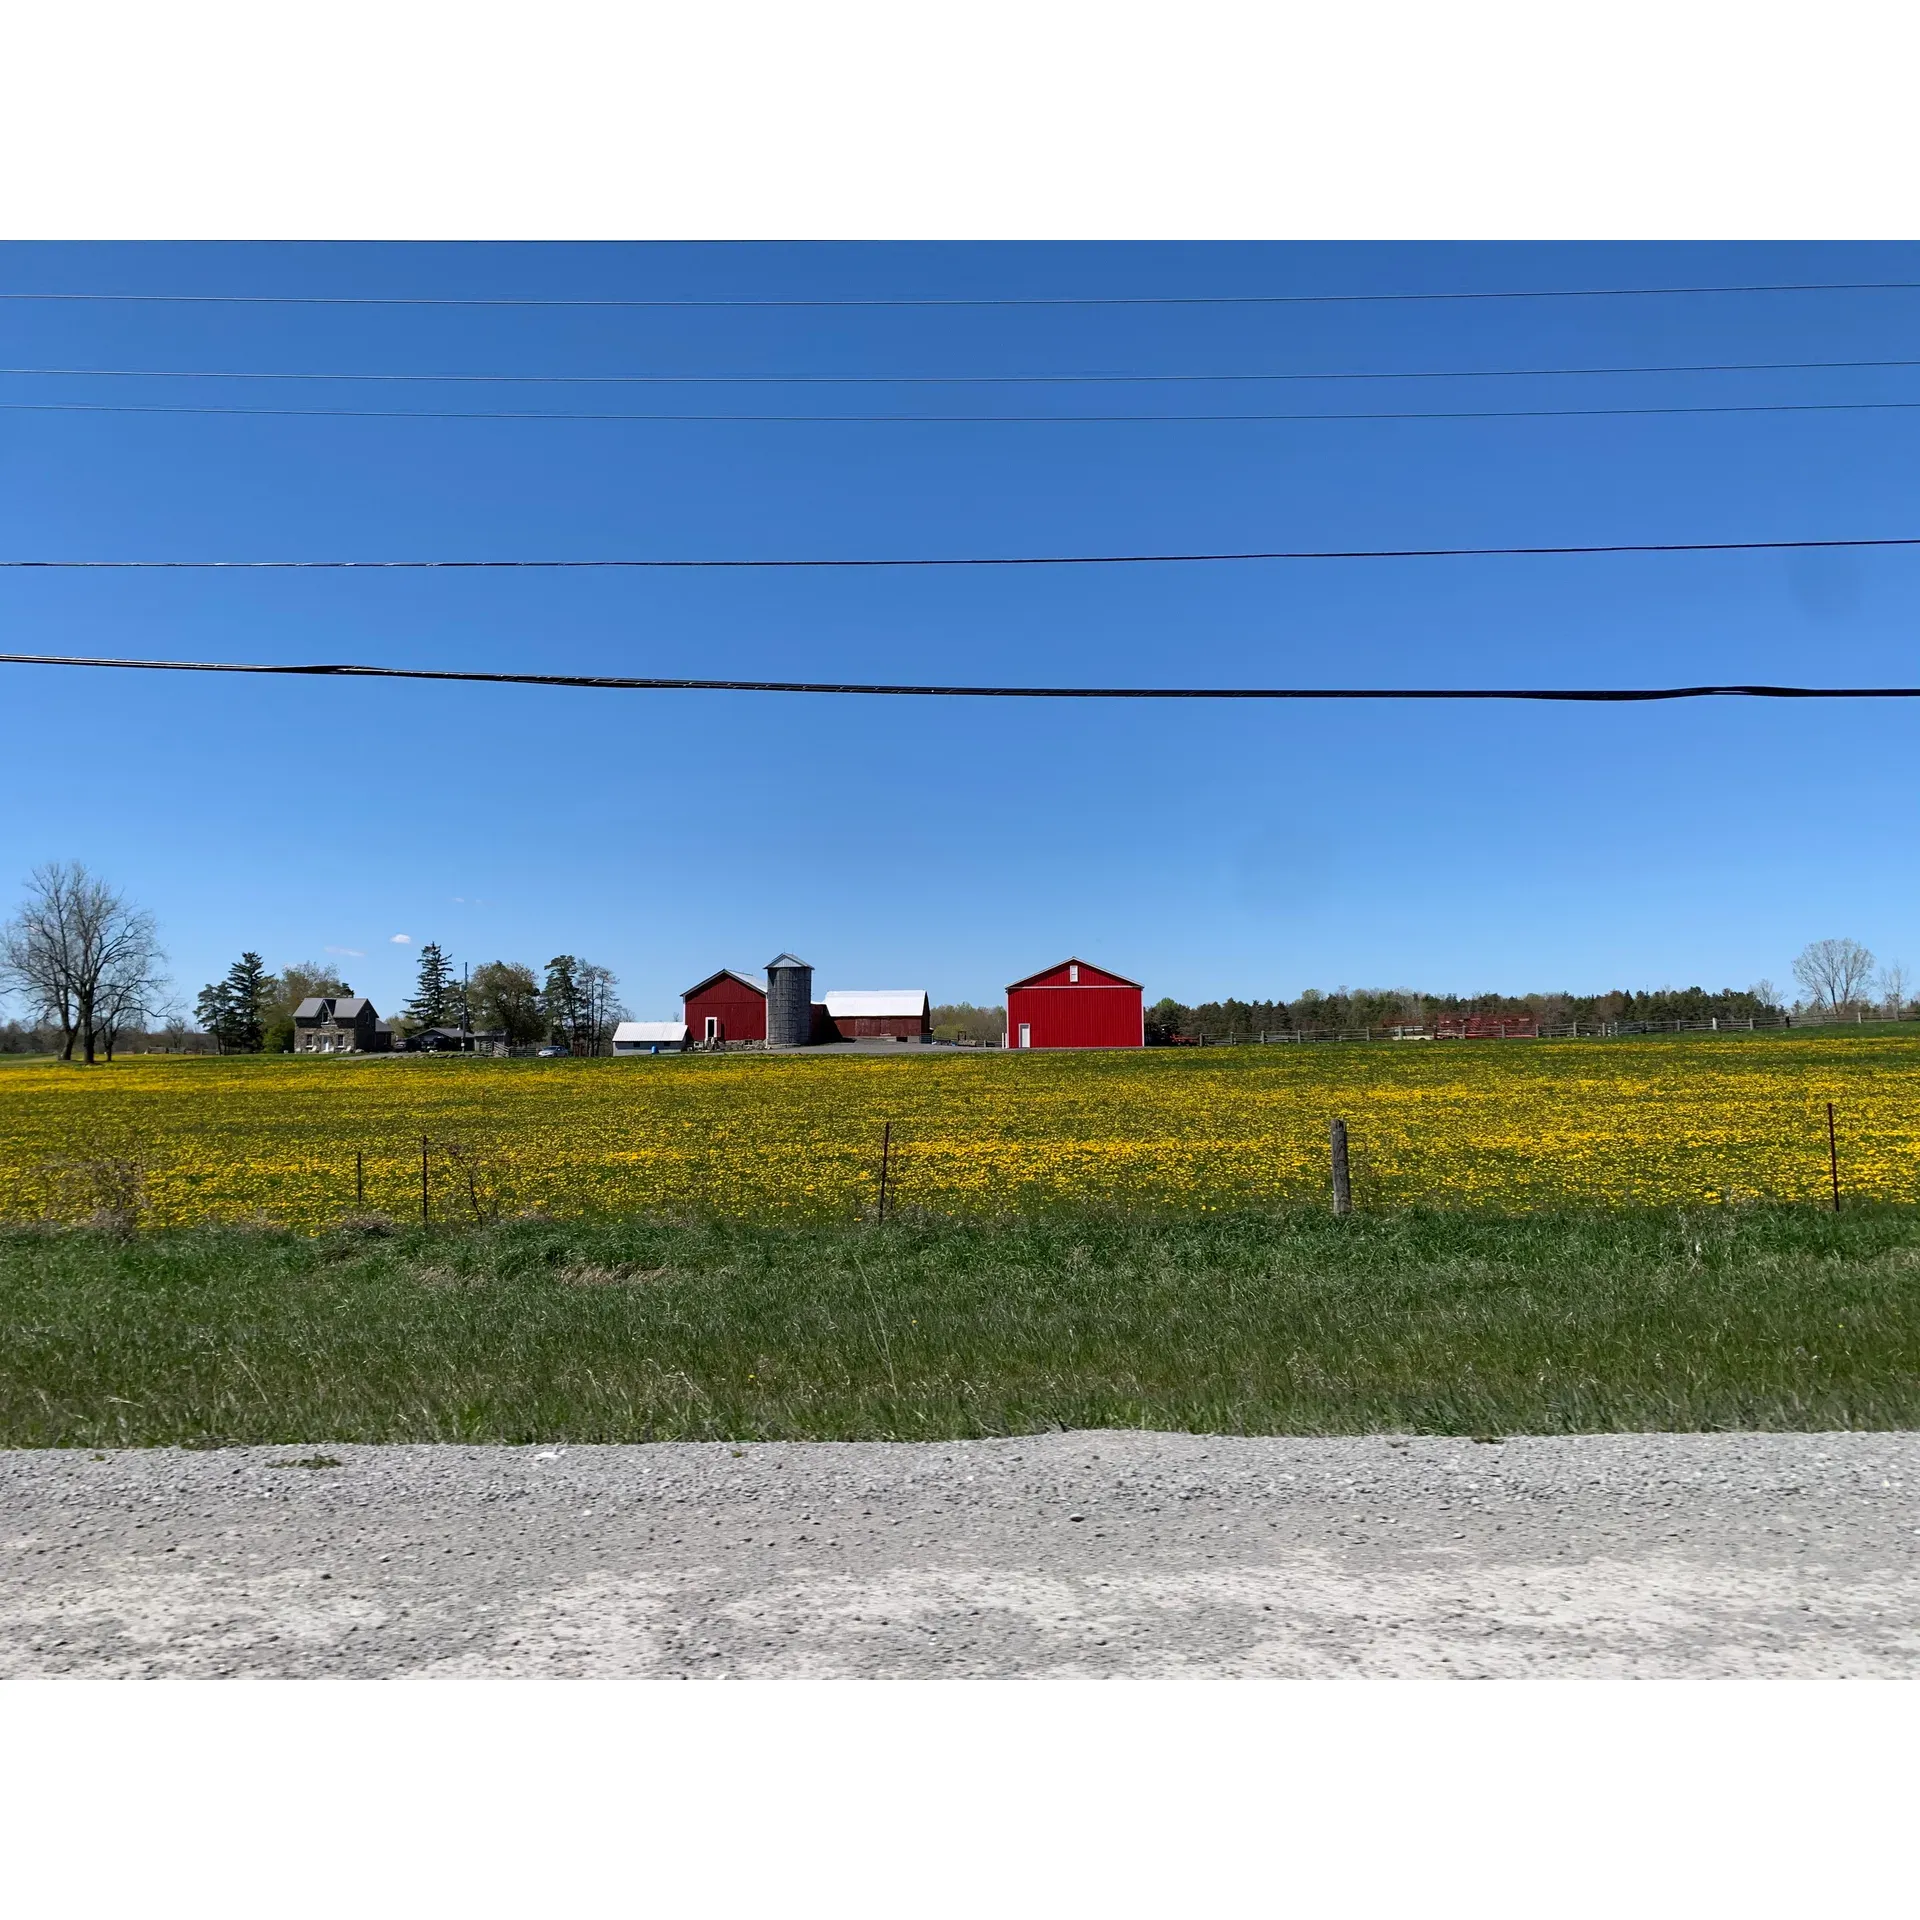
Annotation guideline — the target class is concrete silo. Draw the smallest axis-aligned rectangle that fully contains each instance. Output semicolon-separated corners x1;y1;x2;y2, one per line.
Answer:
764;953;814;1048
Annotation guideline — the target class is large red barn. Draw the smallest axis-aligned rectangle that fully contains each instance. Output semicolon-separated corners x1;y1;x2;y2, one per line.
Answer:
682;968;767;1045
1004;958;1143;1050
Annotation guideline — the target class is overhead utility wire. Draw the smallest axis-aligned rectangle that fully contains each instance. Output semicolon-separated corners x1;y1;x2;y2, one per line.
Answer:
10;535;1920;572
13;396;1920;426
8;353;1920;386
4;652;1918;702
4;279;1920;309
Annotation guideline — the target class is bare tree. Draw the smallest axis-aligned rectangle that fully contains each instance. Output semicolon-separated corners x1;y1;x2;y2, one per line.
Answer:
1792;937;1876;1016
0;863;165;1064
1878;960;1912;1018
576;961;628;1055
1748;978;1782;1013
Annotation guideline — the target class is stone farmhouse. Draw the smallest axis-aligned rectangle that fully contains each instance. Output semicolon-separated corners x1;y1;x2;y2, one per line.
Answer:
291;995;394;1053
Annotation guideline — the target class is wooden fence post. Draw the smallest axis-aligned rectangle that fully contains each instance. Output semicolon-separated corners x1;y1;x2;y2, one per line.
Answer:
1329;1119;1352;1216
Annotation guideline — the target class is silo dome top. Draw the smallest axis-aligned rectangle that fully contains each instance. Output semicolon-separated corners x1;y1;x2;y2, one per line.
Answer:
766;953;811;971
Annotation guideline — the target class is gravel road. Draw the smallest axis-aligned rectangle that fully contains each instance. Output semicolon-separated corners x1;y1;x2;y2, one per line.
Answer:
3;1432;1917;1677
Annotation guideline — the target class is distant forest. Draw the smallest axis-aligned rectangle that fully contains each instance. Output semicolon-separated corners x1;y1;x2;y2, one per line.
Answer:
1144;985;1788;1044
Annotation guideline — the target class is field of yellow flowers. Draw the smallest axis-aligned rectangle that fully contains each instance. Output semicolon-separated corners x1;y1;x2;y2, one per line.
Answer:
1;1031;1915;1230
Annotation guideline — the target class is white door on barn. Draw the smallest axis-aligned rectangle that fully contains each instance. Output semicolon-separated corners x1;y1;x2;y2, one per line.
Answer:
1018;1023;1031;1049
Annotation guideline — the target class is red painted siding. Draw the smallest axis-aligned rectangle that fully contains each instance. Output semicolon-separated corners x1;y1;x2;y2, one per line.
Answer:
1004;958;1143;1049
1007;960;1138;992
834;1014;929;1039
683;976;766;1043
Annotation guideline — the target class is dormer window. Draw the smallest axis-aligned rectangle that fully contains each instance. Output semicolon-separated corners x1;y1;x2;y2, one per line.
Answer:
1069;963;1079;983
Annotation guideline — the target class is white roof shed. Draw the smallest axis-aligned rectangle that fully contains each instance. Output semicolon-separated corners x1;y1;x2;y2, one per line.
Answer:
613;1021;690;1050
822;991;929;1018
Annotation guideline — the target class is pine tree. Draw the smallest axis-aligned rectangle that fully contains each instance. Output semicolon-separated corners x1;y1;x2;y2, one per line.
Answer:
542;955;581;1051
405;942;455;1031
195;952;273;1052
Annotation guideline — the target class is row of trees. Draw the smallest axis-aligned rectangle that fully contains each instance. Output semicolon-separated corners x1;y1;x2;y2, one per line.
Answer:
397;945;626;1052
930;1002;1007;1046
1147;941;1910;1044
191;941;629;1054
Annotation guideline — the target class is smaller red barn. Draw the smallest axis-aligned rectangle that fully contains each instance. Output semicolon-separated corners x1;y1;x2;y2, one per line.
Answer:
682;968;767;1046
1005;958;1143;1050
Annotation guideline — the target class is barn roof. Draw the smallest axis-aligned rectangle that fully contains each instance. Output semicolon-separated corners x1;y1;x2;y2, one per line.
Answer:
823;990;929;1018
615;1021;689;1044
681;968;766;999
1005;957;1143;992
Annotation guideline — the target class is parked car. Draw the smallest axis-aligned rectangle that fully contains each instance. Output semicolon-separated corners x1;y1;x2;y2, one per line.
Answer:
535;1045;569;1057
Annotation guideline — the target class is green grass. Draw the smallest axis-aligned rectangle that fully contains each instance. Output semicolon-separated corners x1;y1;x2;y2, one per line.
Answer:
4;1204;1919;1444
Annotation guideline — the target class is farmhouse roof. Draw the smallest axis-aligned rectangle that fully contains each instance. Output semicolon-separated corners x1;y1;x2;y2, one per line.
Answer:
822;990;929;1018
681;968;767;999
292;997;332;1021
332;997;374;1021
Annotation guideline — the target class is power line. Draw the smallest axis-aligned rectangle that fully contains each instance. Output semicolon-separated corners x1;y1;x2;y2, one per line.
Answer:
8;534;1920;571
4;651;1918;701
4;279;1920;310
6;353;1920;387
12;396;1920;427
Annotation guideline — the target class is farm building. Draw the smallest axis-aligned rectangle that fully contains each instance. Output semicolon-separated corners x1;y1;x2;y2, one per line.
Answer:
820;989;931;1041
613;1021;689;1054
1005;958;1144;1050
682;968;768;1046
292;996;393;1053
406;1026;508;1056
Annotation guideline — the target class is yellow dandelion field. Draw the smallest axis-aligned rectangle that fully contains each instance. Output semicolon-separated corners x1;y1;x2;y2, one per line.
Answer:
0;1032;1915;1229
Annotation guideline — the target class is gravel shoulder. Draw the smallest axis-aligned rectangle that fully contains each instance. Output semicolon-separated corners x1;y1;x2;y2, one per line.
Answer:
3;1432;1918;1677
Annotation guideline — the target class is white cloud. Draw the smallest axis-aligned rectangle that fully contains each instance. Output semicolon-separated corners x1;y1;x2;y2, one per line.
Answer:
390;933;411;945
326;945;366;958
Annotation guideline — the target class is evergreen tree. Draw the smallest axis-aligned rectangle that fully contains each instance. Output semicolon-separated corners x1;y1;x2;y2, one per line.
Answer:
405;942;455;1031
194;951;273;1052
542;955;582;1051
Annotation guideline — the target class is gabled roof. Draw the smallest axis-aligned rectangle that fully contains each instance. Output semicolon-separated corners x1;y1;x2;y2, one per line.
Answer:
823;990;929;1018
682;968;767;1000
332;997;374;1021
765;952;812;971
292;997;333;1021
1006;957;1143;992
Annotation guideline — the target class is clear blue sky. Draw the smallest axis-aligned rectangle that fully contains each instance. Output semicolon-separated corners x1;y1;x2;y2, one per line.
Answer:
2;241;1917;1020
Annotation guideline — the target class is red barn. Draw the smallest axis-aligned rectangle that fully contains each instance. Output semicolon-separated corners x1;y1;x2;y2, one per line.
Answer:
1005;957;1144;1050
682;968;766;1045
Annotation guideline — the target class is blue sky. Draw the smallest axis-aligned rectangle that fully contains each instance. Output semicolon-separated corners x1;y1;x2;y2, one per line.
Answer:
2;240;1918;1020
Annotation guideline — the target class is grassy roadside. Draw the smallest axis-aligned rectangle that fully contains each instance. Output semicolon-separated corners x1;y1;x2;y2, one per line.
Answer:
4;1205;1919;1445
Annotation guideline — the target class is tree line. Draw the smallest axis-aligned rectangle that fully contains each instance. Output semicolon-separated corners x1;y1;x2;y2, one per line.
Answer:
1146;939;1909;1043
194;942;629;1054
